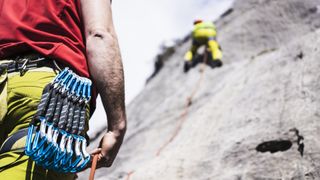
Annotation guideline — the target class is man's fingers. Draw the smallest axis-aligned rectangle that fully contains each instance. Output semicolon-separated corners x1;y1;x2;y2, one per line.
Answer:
90;148;102;155
84;148;102;168
91;131;124;169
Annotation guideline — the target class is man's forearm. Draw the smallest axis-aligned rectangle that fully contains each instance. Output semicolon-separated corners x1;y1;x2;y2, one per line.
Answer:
86;29;126;135
80;0;126;135
80;0;126;166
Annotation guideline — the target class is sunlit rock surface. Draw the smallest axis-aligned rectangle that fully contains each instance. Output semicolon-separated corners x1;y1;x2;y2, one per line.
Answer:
79;0;320;179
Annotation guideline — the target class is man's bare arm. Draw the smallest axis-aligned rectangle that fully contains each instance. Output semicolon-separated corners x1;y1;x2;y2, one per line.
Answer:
80;0;126;167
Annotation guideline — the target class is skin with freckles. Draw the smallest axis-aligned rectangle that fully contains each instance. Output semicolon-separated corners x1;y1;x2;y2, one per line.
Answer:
80;0;127;168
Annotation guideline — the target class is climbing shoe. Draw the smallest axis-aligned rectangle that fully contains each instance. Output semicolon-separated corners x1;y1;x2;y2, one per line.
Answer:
184;61;192;73
208;59;223;68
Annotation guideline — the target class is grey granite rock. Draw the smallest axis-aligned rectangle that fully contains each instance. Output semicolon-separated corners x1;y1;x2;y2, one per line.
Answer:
78;0;320;179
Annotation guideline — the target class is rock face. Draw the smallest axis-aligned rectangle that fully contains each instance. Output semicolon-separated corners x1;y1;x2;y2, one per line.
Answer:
79;0;320;179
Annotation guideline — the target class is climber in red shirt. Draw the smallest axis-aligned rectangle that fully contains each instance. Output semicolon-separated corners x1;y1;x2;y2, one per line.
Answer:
0;0;126;179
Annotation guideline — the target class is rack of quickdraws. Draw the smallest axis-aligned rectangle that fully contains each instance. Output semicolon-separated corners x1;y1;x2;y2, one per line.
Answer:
25;68;92;173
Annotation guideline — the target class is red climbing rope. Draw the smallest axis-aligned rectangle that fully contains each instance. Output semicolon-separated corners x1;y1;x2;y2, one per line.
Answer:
89;154;99;180
125;170;135;180
125;48;210;179
156;48;209;156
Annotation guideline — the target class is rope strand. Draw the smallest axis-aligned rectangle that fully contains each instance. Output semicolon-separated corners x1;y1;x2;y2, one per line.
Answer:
89;154;99;180
125;47;210;179
156;48;208;156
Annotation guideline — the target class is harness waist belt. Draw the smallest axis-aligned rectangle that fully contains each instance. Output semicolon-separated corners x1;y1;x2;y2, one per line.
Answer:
0;59;53;73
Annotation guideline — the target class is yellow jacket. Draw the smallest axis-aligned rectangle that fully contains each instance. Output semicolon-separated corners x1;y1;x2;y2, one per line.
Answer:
192;21;217;40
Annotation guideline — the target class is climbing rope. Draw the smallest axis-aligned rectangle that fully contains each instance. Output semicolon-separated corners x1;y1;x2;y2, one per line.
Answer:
89;154;99;180
125;171;135;180
126;48;210;180
156;48;208;156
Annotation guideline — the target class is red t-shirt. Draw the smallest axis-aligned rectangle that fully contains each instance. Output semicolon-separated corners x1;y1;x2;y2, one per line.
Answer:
0;0;88;77
0;0;97;109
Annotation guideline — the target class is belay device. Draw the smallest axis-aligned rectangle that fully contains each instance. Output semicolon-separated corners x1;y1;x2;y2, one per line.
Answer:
25;67;92;173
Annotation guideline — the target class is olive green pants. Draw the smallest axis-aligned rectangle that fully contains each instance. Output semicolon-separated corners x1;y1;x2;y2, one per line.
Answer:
0;66;76;180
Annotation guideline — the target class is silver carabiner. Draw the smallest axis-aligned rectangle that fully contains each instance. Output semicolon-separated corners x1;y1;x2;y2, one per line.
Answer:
20;58;29;76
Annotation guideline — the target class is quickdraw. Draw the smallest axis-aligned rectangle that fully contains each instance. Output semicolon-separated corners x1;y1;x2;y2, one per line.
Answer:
25;68;92;173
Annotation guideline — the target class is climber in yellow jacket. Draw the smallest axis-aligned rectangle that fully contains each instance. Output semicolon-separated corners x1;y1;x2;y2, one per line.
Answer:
184;19;223;72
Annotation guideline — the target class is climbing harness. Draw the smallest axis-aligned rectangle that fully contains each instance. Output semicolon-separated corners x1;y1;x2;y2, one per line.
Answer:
25;67;92;173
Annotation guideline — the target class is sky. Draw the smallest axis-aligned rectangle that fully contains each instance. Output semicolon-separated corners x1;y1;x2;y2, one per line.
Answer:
88;0;235;136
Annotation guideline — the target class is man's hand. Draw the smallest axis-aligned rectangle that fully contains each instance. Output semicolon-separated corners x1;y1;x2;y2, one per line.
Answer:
90;131;124;168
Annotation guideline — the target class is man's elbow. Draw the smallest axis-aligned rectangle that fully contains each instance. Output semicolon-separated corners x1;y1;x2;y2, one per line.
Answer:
87;28;116;42
85;28;119;59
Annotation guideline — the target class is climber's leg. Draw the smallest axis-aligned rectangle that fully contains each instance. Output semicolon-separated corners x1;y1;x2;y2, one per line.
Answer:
207;37;223;68
184;40;200;73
